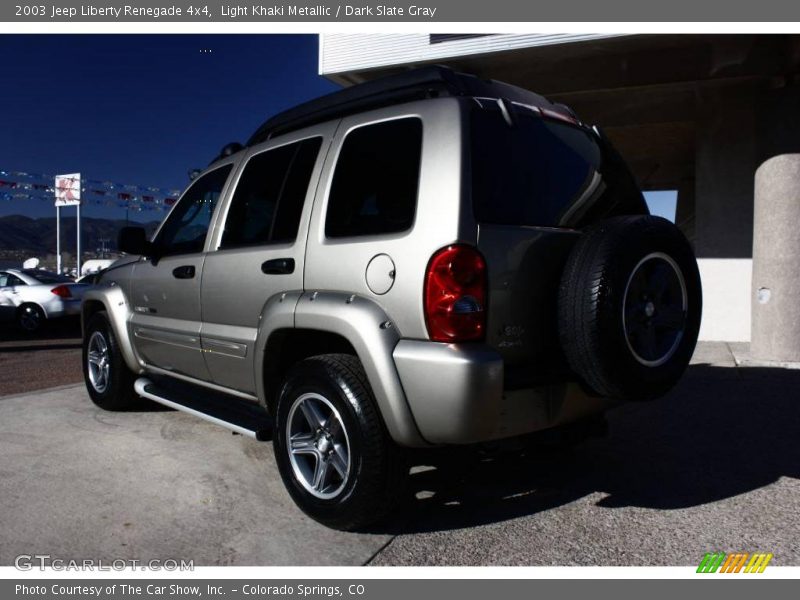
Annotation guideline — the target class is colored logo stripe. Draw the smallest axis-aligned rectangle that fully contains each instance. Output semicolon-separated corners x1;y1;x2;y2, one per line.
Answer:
745;553;773;573
697;552;773;573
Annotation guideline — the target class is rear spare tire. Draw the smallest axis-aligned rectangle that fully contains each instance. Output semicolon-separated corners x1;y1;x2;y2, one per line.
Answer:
558;215;702;400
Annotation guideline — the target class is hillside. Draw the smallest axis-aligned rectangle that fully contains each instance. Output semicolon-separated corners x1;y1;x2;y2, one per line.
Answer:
0;215;161;255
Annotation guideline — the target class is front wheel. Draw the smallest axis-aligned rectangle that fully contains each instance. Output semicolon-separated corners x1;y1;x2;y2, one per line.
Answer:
273;354;407;531
83;311;140;410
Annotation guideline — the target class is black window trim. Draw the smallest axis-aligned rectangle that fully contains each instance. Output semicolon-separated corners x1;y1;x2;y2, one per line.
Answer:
214;135;324;252
323;115;424;242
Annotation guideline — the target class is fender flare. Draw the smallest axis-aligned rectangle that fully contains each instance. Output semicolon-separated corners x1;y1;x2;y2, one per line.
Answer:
81;286;141;374
254;291;428;448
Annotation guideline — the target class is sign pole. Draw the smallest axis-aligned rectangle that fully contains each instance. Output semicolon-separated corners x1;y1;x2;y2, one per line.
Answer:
56;206;61;275
76;202;81;277
54;172;80;277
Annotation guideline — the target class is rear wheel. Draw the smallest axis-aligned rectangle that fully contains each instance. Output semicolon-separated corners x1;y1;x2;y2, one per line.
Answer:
558;215;702;400
16;303;45;333
273;354;407;531
83;311;140;410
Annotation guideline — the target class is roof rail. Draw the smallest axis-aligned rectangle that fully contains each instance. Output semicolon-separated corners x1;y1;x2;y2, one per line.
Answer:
246;66;562;146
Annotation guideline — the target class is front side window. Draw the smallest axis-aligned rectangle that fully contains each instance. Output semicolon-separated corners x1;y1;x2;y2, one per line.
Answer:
155;165;232;255
220;137;321;249
325;118;422;238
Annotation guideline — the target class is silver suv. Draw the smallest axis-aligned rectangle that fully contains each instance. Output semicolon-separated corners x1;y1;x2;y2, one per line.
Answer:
81;67;702;530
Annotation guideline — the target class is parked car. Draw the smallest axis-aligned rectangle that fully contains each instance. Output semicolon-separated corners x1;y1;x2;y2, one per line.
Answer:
0;268;89;332
81;67;702;530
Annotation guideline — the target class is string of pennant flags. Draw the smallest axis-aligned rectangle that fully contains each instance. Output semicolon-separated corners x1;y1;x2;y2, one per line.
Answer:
0;169;183;213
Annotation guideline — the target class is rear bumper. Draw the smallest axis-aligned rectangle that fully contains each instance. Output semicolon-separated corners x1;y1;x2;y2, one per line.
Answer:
393;340;613;445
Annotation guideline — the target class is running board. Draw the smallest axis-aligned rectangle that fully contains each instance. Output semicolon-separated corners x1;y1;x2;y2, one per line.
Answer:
134;377;272;441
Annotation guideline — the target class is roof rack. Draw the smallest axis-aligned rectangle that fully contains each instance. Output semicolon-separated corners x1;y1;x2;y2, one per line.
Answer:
246;66;562;146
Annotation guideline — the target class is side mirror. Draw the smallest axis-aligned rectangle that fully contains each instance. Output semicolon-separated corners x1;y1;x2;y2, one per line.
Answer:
117;226;152;256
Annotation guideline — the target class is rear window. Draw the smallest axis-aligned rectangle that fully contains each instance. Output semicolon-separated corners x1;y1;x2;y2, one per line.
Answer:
471;107;602;227
325;118;422;238
22;270;71;284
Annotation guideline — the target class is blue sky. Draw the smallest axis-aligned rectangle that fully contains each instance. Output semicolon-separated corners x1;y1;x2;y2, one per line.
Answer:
0;34;338;221
0;34;675;224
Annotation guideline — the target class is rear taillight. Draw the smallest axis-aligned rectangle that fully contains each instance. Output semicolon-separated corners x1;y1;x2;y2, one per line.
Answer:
424;244;487;342
51;285;72;298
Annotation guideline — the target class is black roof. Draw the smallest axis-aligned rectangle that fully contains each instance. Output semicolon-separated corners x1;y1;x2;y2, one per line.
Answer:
246;66;566;147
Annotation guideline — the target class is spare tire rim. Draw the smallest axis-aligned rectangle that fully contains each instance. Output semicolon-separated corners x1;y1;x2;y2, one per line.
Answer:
286;392;351;500
623;252;688;367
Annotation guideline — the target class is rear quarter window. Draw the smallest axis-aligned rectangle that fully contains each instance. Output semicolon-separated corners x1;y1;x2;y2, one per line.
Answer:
325;117;422;238
471;107;602;228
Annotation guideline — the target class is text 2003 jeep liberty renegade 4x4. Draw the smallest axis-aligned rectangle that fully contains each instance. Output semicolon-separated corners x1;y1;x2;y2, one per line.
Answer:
81;67;702;530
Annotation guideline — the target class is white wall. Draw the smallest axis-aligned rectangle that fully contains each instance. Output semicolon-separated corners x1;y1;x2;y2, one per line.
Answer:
319;33;625;78
697;258;752;342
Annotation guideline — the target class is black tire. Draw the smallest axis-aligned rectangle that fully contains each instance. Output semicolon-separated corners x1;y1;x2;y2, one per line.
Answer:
558;215;702;400
273;353;407;531
17;303;45;333
83;311;140;410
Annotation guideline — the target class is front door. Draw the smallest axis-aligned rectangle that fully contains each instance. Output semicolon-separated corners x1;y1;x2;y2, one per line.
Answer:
200;132;329;394
130;164;233;381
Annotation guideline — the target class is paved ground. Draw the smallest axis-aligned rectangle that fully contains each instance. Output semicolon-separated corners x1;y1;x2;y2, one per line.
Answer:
0;342;798;566
0;317;82;395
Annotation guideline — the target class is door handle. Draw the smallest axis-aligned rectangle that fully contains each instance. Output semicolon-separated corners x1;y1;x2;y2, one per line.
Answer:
172;265;195;279
261;258;295;275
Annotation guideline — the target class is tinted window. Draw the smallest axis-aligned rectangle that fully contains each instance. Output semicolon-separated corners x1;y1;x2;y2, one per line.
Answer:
156;165;232;255
221;138;321;249
22;270;70;284
471;108;602;227
325;118;422;238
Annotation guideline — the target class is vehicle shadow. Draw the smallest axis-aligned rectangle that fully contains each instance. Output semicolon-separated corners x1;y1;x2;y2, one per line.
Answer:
378;363;800;534
0;314;81;344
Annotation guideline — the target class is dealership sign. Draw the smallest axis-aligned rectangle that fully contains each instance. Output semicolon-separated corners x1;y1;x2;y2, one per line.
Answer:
54;173;81;206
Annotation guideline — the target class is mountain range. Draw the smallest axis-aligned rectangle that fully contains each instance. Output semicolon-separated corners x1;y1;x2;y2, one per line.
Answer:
0;215;160;255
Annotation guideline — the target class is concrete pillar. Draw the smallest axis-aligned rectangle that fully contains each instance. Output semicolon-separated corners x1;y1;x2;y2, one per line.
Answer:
751;154;800;362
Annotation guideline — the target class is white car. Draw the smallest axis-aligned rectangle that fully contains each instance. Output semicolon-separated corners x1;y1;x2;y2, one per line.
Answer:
0;268;89;332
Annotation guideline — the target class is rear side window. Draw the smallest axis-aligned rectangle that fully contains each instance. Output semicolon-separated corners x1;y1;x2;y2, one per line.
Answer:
221;137;321;249
325;118;422;238
471;107;602;227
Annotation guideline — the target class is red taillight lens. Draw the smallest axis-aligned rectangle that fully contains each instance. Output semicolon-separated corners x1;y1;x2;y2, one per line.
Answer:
51;285;72;298
424;244;487;342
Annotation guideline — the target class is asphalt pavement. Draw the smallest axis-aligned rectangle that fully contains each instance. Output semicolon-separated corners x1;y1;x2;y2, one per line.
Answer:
0;342;798;566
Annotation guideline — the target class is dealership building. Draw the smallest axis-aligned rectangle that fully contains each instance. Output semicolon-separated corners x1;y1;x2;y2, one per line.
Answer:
319;34;800;358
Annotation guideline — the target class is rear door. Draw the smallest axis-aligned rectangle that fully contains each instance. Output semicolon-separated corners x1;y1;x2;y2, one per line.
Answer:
130;163;233;381
470;102;607;381
199;128;331;394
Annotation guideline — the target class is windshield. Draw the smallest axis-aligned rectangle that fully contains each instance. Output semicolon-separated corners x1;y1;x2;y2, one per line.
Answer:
470;106;603;228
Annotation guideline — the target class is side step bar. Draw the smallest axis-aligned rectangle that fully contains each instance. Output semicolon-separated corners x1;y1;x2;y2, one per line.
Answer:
134;377;272;441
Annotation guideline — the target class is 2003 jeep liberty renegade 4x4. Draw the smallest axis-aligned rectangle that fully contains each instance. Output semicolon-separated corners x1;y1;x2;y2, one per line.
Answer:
81;67;702;530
